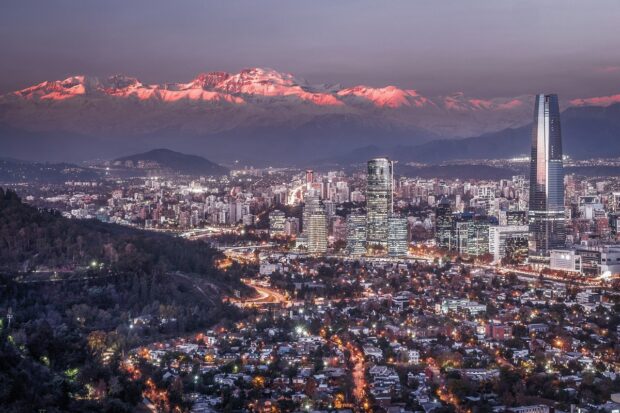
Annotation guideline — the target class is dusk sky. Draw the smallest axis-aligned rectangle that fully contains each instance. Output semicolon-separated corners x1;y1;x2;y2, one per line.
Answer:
1;0;619;98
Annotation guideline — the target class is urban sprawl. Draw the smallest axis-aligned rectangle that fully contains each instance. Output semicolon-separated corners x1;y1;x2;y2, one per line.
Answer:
5;94;620;413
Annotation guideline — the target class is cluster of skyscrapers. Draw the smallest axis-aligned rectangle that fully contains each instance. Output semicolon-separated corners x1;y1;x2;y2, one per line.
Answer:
271;93;570;264
350;158;408;257
434;93;567;265
269;157;408;257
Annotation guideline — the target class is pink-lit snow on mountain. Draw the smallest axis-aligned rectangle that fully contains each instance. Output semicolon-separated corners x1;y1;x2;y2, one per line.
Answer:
337;85;432;108
1;67;617;138
569;93;620;107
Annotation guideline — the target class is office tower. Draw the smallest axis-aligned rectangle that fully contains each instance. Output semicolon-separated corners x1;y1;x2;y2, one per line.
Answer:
331;216;347;241
488;225;529;262
505;210;528;226
579;195;603;220
466;217;490;256
306;169;314;190
504;236;529;264
269;210;286;237
366;158;393;252
474;185;496;215
346;212;367;255
242;214;256;226
435;197;454;249
229;200;242;224
302;193;320;232
388;216;408;257
304;195;327;254
336;182;350;203
528;94;566;259
609;214;620;238
455;220;472;255
284;217;300;237
179;211;191;229
241;202;252;220
323;200;336;217
610;192;620;212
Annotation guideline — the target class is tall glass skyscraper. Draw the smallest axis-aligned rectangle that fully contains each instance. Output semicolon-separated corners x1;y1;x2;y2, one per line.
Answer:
528;94;566;258
388;215;408;256
346;212;367;255
366;158;393;251
435;197;454;249
304;194;327;254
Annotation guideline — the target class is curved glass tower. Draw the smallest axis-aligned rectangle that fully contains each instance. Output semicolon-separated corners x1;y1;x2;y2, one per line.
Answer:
366;158;393;251
528;94;566;259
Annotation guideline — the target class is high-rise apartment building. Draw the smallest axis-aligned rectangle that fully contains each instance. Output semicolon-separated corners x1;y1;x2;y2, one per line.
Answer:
366;158;393;252
304;195;327;254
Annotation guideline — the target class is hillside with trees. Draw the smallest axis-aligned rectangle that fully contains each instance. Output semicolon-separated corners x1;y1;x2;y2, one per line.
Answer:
0;188;245;412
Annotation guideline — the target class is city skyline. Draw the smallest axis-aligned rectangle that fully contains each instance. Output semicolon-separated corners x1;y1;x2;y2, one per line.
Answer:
1;3;619;413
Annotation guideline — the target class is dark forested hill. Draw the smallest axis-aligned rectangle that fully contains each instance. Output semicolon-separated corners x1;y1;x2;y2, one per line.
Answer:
0;157;100;184
114;148;228;176
0;187;229;275
0;188;245;412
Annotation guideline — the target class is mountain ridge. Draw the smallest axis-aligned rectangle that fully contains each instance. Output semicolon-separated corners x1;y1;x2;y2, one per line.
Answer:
326;103;620;164
1;68;619;164
113;148;228;176
0;67;538;139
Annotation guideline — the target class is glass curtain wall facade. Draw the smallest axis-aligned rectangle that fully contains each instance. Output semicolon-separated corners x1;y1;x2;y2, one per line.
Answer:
528;94;566;258
366;158;393;251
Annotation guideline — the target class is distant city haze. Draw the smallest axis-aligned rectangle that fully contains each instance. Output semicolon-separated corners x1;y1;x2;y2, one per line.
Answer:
1;0;620;99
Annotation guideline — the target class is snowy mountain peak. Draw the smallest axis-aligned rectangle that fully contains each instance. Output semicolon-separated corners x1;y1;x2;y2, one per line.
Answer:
213;67;302;95
102;75;142;90
2;68;618;141
187;71;231;90
337;85;430;108
14;75;102;100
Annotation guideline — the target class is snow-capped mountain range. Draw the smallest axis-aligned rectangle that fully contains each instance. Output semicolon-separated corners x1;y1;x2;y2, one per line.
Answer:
1;67;619;163
0;67;537;136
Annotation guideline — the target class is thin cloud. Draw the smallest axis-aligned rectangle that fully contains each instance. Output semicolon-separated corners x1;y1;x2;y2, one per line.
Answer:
595;65;620;74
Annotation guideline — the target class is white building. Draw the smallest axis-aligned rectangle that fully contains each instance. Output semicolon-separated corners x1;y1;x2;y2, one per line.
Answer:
550;250;581;273
269;210;286;237
600;246;620;275
508;405;550;413
488;225;529;262
407;349;420;364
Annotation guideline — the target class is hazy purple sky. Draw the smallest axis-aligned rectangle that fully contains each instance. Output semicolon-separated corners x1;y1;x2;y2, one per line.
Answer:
1;0;619;98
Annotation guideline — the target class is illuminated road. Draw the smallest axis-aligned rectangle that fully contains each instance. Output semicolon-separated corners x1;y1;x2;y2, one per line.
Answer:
327;335;368;410
350;346;367;406
180;226;228;240
232;279;289;307
220;243;276;252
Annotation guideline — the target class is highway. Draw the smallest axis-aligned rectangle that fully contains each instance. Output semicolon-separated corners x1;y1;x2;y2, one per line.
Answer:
232;279;290;307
